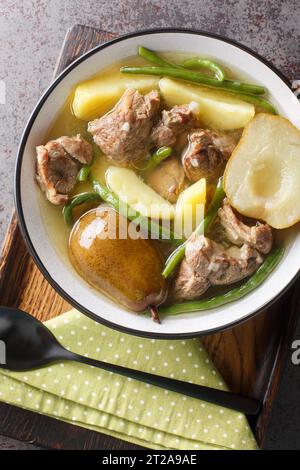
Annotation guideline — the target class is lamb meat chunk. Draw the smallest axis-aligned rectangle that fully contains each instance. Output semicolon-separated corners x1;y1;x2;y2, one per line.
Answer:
172;232;263;301
150;104;197;148
36;142;78;205
186;233;263;285
36;135;93;205
210;129;242;159
145;156;186;203
88;89;160;166
57;134;93;165
203;242;262;286
172;259;210;301
182;129;240;183
218;199;273;254
182;129;224;183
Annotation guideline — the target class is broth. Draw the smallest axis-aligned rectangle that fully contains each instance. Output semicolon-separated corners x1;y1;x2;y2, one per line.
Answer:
36;50;279;315
41;52;240;259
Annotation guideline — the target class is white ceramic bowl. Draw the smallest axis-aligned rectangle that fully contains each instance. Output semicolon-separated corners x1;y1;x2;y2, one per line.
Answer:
15;29;300;338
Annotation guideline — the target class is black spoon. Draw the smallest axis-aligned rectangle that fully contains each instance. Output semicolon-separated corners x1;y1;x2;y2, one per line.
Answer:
0;307;260;415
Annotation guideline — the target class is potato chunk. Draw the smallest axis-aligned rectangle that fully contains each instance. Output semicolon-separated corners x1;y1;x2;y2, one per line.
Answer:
159;78;255;130
224;113;300;229
73;76;159;121
105;166;175;220
175;178;206;237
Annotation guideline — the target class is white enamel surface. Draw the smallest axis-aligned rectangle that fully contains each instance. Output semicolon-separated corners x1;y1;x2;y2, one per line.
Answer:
18;32;300;336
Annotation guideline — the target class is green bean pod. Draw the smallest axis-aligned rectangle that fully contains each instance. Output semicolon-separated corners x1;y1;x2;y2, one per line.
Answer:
161;242;187;279
77;165;92;182
158;246;284;316
138;146;172;172
162;177;225;278
183;57;225;81
131;47;274;111
93;180;183;245
138;46;181;68
120;65;266;95
76;142;102;182
231;92;277;114
63;192;101;226
198;177;226;234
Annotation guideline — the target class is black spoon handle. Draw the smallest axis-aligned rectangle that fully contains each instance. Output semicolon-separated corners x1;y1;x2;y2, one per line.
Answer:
63;350;260;415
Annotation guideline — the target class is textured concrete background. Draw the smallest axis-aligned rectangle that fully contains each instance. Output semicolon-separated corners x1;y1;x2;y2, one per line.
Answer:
0;0;299;450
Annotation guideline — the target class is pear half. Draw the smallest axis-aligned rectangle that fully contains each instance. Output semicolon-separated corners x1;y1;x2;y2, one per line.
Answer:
224;113;300;229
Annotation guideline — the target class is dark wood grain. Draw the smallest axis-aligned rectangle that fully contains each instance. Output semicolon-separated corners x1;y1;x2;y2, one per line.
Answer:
0;24;299;450
53;25;114;75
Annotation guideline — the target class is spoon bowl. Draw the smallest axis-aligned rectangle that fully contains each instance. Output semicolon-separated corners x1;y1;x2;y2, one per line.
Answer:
0;307;67;370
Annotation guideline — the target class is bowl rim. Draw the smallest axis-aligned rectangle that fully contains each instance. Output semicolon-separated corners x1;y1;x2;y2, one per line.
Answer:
14;27;298;339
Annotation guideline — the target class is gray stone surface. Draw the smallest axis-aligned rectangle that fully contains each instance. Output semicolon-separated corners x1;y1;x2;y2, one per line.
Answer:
0;0;299;450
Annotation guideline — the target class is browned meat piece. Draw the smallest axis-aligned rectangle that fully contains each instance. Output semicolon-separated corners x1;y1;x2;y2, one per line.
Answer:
218;199;273;254
186;234;263;284
210;129;242;159
145;156;186;203
36;135;92;205
182;129;224;183
57;134;93;165
210;244;263;285
36;142;78;205
88;89;160;166
182;129;240;183
172;259;210;301
150;104;197;148
172;233;263;301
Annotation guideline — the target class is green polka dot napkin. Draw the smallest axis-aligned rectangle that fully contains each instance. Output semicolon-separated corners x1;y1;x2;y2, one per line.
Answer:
0;309;258;450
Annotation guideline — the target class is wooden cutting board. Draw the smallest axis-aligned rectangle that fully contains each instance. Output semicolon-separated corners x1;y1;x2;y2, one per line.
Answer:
0;24;299;449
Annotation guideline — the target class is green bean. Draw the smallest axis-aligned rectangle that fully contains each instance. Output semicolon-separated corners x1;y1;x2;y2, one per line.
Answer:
158;246;284;316
77;165;91;182
198;177;226;234
92;141;102;159
183;57;225;81
93;180;183;245
120;65;266;95
231;92;277;114
161;242;187;279
63;192;101;226
162;178;225;278
139;146;172;172
138;46;181;69
93;180;120;209
76;142;102;182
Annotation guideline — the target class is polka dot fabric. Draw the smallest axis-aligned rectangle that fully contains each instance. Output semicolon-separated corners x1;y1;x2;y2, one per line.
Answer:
0;310;258;450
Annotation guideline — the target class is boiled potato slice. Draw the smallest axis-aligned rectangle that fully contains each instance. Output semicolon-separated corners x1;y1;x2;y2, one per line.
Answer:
73;76;159;121
175;178;206;237
159;78;255;130
224;113;300;229
105;167;174;220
